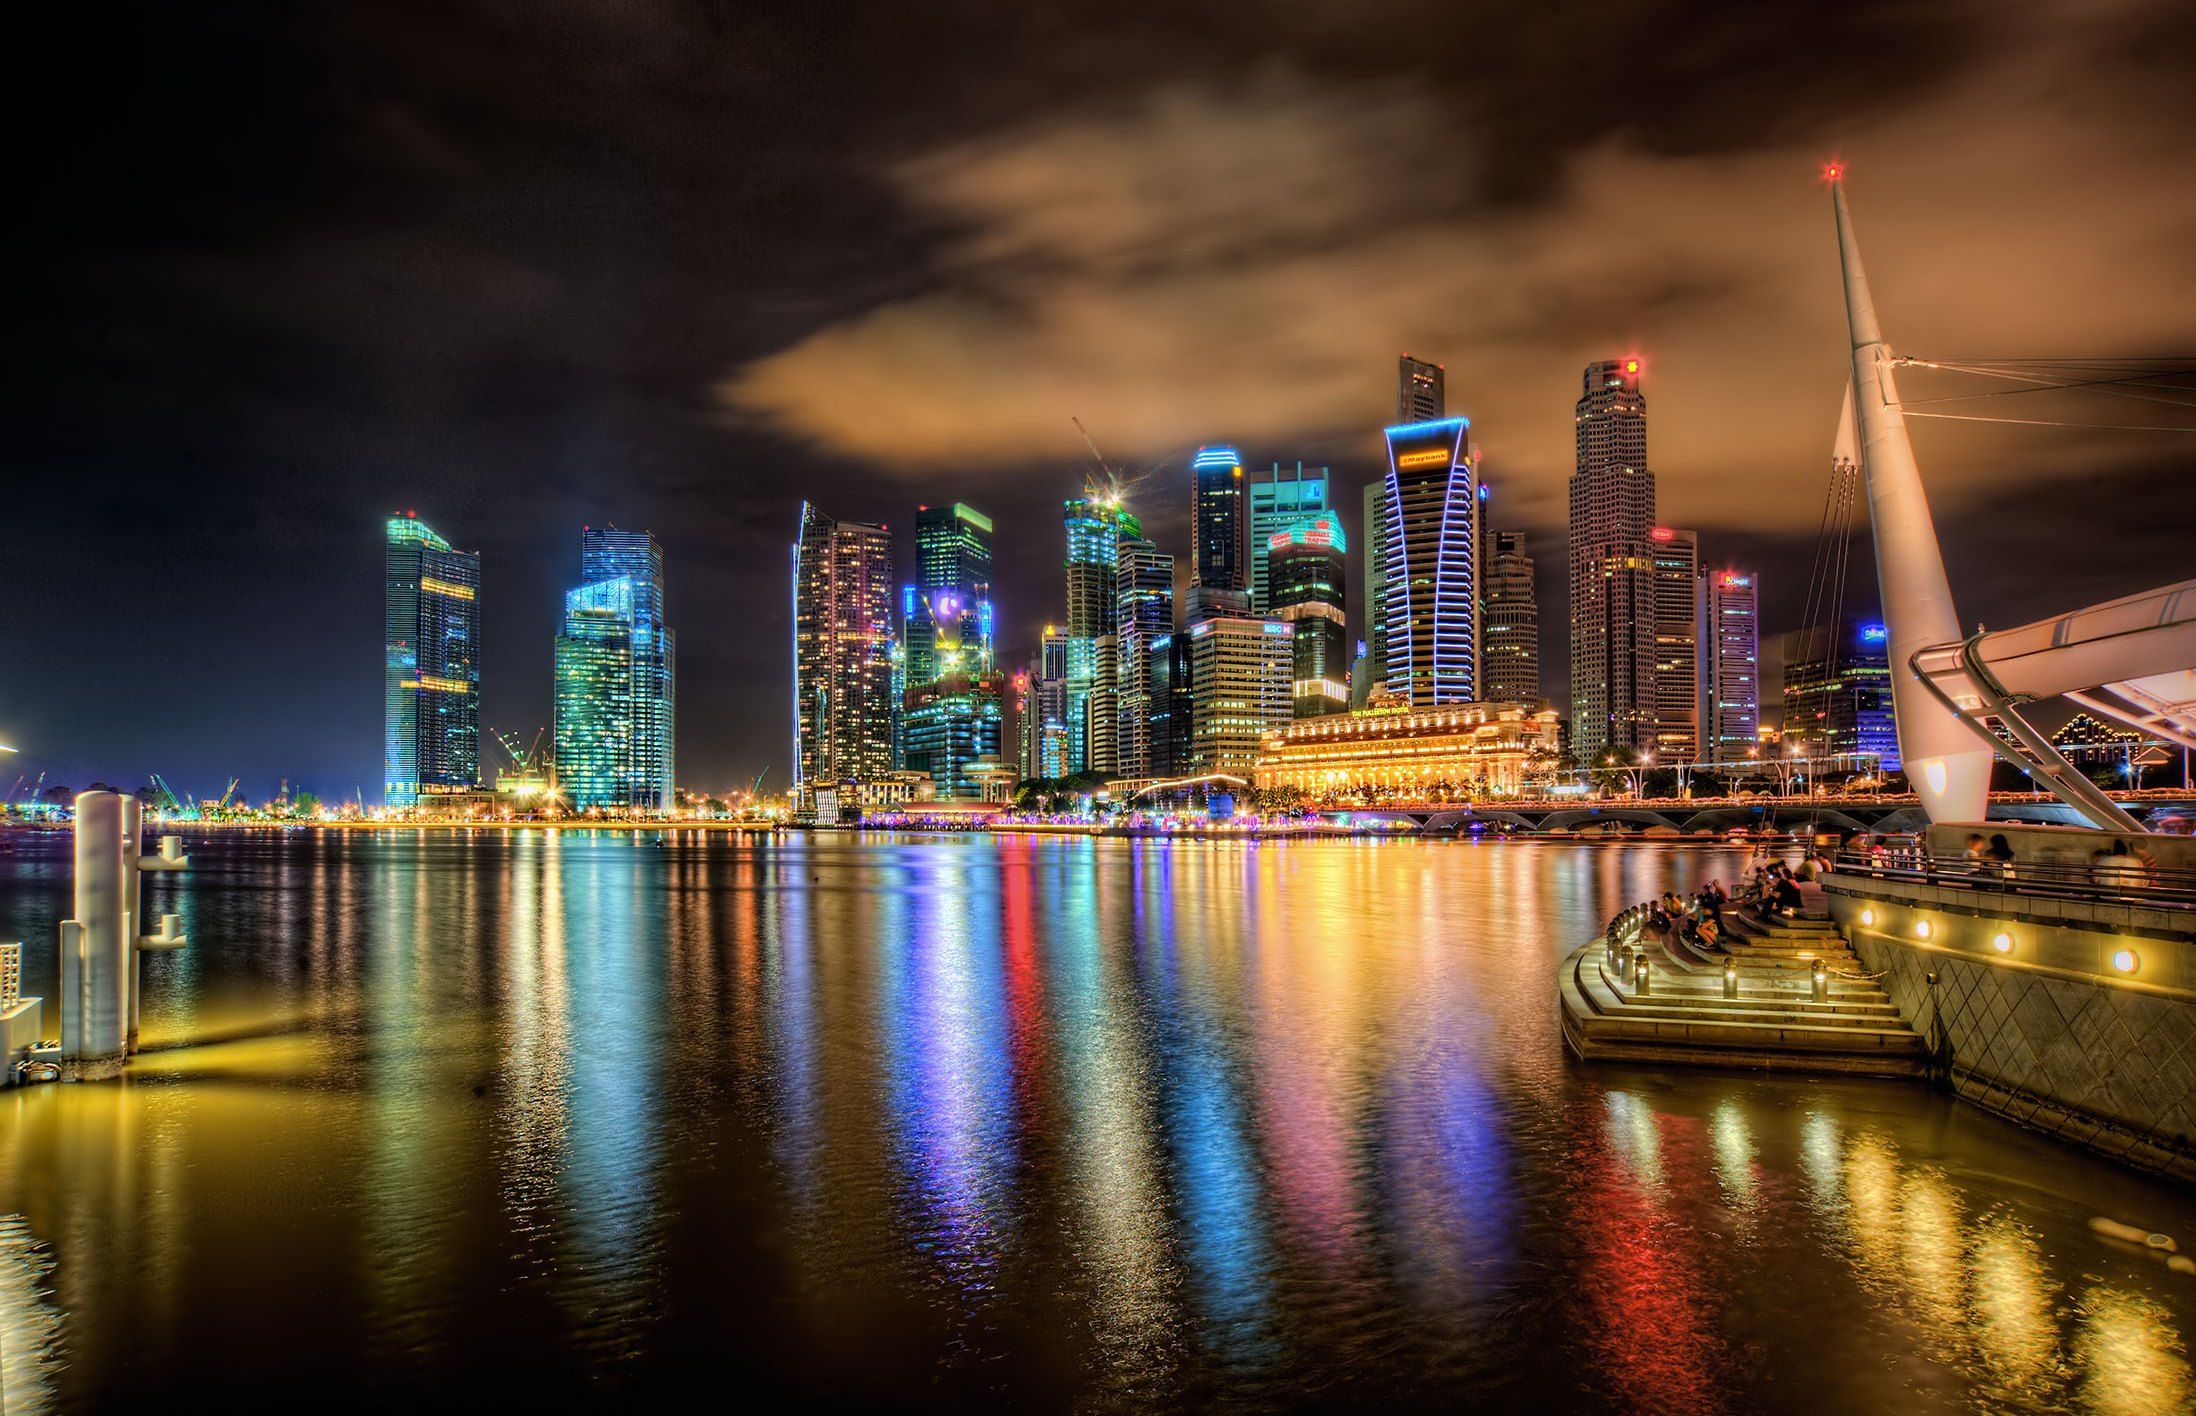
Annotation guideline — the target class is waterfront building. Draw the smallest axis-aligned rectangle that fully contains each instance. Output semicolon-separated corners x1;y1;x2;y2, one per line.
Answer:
547;526;674;811
1480;529;1540;706
1782;615;1899;770
1569;358;1658;763
1397;353;1445;424
383;513;481;807
1144;632;1192;779
1380;416;1479;706
2050;711;2146;763
1248;463;1328;613
1035;626;1071;779
911;501;995;677
1698;568;1760;763
1359;479;1388;706
1185;607;1293;779
1650;527;1699;762
1255;700;1561;799
1190;444;1248;593
1115;536;1175;777
793;503;895;808
902;671;1006;800
1268;515;1350;717
1063;495;1136;775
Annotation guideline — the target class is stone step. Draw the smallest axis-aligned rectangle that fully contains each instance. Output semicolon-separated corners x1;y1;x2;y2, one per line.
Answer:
1591;957;1895;1014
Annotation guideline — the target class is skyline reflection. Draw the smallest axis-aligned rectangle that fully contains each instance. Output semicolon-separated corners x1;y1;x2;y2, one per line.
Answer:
0;830;2193;1405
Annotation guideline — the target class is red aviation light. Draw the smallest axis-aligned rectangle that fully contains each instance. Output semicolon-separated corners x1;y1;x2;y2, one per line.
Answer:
1822;160;1846;183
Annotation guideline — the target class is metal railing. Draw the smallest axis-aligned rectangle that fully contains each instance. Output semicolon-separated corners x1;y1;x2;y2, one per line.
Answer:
1829;848;2196;912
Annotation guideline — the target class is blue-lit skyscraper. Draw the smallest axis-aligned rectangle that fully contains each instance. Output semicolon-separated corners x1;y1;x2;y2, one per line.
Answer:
1381;417;1480;706
1268;515;1349;717
554;526;675;812
384;514;480;807
1783;614;1897;770
1063;495;1136;774
1191;444;1247;593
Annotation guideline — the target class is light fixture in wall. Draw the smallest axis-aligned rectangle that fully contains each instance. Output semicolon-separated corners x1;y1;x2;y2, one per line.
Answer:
2111;949;2139;975
1915;920;1933;940
1859;908;1875;927
1991;932;2013;954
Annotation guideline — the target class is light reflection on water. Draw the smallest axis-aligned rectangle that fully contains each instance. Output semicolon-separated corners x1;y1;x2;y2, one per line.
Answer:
0;830;2193;1407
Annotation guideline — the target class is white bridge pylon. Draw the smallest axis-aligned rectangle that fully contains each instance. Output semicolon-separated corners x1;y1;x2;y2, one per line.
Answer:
1831;170;2193;832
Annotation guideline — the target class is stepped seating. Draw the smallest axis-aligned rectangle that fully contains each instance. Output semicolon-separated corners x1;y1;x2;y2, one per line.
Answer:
1559;904;1927;1077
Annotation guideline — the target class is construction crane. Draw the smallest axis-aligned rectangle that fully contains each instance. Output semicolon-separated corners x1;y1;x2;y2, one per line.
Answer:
216;778;241;812
1071;416;1151;505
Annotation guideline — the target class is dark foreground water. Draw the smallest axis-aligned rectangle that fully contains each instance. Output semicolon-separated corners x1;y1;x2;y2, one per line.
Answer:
2;830;2194;1412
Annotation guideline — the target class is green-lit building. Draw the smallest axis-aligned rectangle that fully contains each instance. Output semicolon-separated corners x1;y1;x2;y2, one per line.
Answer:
383;514;481;807
553;527;676;812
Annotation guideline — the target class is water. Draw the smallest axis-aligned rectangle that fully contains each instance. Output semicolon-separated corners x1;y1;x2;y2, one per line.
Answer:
2;829;2193;1411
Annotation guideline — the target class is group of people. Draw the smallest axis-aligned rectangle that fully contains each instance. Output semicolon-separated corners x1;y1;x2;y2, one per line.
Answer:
1648;878;1733;950
1741;857;1808;917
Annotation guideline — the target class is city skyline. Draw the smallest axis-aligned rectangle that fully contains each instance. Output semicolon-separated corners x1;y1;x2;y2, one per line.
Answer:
10;1;2196;797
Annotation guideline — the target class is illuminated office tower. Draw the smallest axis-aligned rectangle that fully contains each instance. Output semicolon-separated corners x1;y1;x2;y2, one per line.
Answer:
1359;479;1388;706
1569;358;1657;762
1035;627;1071;778
1248;463;1328;612
555;525;675;811
1481;529;1540;705
1649;527;1699;762
383;513;480;806
1380;416;1479;706
1398;353;1445;423
1698;569;1761;763
912;501;995;677
792;503;895;806
1115;536;1176;777
554;577;637;811
1191;444;1248;593
1268;515;1349;716
1147;633;1191;778
1783;614;1896;769
1185;611;1294;779
903;672;1005;800
1063;495;1136;774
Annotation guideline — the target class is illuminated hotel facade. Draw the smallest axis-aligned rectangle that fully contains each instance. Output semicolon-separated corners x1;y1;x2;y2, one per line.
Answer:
1255;701;1561;800
383;514;481;806
1380;416;1480;706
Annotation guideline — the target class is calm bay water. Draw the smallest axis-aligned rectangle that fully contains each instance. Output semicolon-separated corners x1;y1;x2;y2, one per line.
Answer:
2;828;2195;1411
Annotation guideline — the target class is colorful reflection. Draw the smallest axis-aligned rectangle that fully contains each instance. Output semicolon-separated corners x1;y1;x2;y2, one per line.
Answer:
0;832;2190;1407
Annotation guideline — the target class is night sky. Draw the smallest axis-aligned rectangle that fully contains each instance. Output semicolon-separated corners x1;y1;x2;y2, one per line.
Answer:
9;0;2195;800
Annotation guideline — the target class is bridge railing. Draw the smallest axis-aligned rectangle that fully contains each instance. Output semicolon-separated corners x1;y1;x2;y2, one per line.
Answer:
1828;849;2196;913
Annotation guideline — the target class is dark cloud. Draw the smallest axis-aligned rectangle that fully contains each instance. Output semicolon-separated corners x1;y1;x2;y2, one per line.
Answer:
3;0;2191;795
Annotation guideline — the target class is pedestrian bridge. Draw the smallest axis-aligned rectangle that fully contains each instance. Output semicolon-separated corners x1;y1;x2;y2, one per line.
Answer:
1336;795;2196;836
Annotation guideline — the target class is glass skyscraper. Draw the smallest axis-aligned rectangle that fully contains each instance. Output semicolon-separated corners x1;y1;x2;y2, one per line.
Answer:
1191;445;1248;593
1063;495;1136;774
1480;529;1541;705
1699;569;1761;763
1114;535;1175;777
1268;515;1349;717
383;514;480;807
1248;463;1328;613
551;528;674;812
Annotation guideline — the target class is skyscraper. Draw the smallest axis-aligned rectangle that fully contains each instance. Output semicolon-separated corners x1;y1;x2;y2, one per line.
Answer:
1359;479;1388;706
1650;527;1699;762
1062;495;1135;775
793;503;895;807
383;514;480;807
1398;354;1445;423
550;525;674;811
1185;614;1293;780
1481;529;1540;705
1248;463;1328;613
1783;615;1898;770
1381;416;1479;706
1698;569;1761;763
912;501;995;674
1115;535;1175;778
1268;515;1349;717
1190;444;1248;593
1569;358;1657;763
